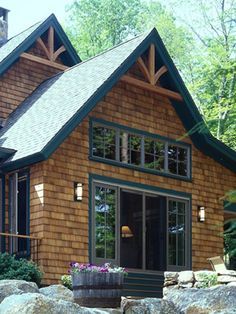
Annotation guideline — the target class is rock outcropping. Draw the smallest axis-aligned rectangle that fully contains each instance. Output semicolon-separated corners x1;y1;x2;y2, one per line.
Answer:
164;285;236;314
0;279;235;313
0;280;39;303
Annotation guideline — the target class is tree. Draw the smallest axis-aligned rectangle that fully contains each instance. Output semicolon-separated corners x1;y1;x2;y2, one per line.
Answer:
65;0;143;60
165;0;236;149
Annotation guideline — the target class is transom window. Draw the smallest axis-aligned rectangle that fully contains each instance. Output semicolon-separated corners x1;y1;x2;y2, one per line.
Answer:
92;121;191;178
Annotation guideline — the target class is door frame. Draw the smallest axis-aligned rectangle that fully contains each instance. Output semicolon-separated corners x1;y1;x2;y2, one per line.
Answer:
89;174;192;272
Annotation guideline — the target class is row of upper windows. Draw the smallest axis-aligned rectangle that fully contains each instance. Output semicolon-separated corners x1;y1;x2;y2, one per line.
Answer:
91;120;191;179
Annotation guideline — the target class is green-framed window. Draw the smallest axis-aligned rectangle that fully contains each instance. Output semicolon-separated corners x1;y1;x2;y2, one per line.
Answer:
91;120;191;179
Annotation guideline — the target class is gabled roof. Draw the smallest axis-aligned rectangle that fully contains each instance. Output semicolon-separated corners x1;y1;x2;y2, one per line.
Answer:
0;28;235;173
0;14;80;75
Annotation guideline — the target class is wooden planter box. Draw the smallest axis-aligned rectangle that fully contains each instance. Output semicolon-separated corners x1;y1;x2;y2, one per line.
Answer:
72;272;124;308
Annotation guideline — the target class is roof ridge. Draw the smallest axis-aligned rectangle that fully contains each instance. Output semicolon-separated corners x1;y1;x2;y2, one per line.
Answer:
64;30;150;73
6;20;42;43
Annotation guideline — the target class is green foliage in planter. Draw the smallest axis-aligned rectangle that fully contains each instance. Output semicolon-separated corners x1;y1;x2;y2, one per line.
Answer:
61;274;72;290
0;253;42;286
197;273;218;288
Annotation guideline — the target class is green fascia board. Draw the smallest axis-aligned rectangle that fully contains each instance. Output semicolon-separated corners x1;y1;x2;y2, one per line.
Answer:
0;14;80;76
0;147;16;161
2;28;236;173
1;152;45;173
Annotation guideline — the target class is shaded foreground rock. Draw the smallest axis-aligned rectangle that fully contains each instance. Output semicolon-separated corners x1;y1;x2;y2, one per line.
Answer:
121;297;178;314
39;284;73;302
164;285;236;313
0;280;38;303
0;293;116;314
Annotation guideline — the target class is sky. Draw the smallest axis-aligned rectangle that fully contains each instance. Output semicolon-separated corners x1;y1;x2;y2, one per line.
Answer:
0;0;73;38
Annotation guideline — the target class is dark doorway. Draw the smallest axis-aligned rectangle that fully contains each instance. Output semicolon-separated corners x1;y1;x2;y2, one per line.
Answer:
120;190;166;271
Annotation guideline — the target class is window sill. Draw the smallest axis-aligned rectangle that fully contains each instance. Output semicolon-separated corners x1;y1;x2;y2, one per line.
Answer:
89;156;192;182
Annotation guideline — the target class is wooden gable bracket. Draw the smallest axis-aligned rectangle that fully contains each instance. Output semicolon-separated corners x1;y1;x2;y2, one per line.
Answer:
21;27;69;71
121;44;183;102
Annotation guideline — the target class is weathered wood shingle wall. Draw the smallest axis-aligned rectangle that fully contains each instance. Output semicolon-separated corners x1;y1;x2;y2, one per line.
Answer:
29;81;236;284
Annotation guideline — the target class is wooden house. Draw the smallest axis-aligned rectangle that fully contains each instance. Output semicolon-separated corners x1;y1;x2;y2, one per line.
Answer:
0;8;235;296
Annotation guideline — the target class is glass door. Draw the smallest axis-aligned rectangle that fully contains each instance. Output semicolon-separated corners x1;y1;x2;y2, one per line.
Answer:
93;184;118;265
167;198;189;270
145;194;166;271
120;190;167;271
120;190;143;269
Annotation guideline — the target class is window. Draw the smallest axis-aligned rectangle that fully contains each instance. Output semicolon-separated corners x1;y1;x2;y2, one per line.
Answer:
92;181;190;271
94;185;116;261
168;145;188;176
120;132;142;166
91;121;190;179
168;199;187;268
144;138;165;171
9;172;29;257
93;125;116;160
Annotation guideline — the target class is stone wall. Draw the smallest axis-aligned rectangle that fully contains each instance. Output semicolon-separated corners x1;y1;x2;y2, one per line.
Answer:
163;270;236;295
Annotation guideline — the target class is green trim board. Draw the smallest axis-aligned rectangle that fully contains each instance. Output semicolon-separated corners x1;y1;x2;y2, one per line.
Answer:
0;175;5;252
123;272;164;298
89;117;192;181
0;147;16;163
1;28;236;174
0;14;80;76
89;173;192;198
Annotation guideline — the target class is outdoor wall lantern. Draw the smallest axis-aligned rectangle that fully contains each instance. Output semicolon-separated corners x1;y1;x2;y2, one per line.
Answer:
121;225;134;238
74;182;83;201
198;206;205;222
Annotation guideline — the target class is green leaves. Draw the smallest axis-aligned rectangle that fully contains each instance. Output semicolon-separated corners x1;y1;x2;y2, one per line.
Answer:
0;253;43;286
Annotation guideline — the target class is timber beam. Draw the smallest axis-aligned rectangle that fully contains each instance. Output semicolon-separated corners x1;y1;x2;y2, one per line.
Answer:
121;74;183;101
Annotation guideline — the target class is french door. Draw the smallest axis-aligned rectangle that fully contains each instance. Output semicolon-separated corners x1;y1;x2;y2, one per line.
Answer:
92;181;190;271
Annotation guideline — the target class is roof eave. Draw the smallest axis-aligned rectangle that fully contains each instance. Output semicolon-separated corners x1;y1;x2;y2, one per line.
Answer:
1;152;45;173
0;14;81;76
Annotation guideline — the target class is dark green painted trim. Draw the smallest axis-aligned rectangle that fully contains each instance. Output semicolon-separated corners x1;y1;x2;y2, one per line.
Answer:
1;175;5;252
88;175;93;264
90;117;192;181
0;147;16;161
224;201;236;213
90;173;192;198
1;152;45;173
0;14;80;76
90;156;192;182
2;28;235;174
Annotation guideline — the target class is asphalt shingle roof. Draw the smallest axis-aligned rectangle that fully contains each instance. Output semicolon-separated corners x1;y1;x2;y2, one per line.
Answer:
0;31;148;163
0;21;42;64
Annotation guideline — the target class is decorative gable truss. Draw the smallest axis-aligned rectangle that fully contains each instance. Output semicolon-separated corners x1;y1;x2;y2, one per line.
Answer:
21;26;69;71
121;44;183;101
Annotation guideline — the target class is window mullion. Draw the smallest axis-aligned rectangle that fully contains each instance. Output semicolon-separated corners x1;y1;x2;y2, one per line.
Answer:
115;129;120;162
165;142;168;172
142;193;146;270
141;136;145;167
176;204;178;266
